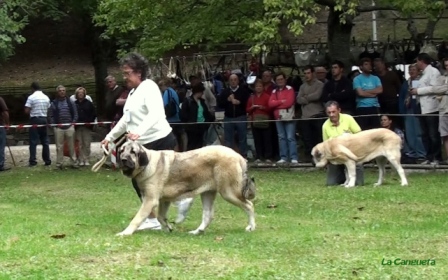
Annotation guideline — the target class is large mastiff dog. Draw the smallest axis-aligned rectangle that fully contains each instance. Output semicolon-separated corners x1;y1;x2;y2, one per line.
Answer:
115;141;257;236
311;128;408;187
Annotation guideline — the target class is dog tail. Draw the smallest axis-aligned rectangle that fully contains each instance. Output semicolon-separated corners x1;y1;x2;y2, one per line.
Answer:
242;176;256;200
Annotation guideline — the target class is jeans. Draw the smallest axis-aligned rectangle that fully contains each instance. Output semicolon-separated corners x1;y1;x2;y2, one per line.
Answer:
29;117;51;166
419;112;442;161
326;163;364;186
223;115;248;157
403;113;426;159
275;120;298;161
0;127;5;168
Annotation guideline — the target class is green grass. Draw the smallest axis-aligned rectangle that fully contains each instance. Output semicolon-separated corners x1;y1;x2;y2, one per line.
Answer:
0;167;447;279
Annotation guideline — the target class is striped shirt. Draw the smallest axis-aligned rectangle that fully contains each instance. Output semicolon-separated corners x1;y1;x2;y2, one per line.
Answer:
25;91;51;118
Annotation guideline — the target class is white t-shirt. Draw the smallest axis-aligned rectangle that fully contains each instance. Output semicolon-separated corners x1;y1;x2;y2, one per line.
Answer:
25;91;51;118
105;79;172;144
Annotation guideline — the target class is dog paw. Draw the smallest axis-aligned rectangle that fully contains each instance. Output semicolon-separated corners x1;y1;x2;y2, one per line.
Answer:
188;229;204;235
344;184;355;188
373;182;382;187
401;183;409;187
116;230;133;237
175;215;186;224
245;225;256;232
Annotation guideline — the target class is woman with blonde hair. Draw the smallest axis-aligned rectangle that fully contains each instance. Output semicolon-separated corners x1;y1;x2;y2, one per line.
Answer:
74;87;96;166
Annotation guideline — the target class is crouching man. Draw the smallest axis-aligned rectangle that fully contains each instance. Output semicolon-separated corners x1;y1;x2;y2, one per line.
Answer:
321;101;364;186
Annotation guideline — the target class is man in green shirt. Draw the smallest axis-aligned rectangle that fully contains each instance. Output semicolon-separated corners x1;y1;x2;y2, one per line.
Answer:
321;101;364;186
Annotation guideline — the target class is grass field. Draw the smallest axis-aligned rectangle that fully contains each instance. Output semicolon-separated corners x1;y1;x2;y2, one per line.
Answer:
0;166;447;279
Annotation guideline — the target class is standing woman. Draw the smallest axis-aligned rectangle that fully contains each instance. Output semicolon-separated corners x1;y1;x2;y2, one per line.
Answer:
74;87;96;166
101;52;189;231
246;78;272;163
180;82;215;151
268;72;298;164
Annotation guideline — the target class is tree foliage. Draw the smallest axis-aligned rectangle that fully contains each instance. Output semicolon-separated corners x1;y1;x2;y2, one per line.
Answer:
94;0;448;59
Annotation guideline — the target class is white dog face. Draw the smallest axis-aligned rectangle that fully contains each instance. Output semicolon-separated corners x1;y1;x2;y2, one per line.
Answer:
118;141;149;177
311;144;328;168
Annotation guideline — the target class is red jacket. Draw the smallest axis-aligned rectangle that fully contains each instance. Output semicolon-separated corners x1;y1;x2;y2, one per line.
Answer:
246;92;271;120
268;85;295;120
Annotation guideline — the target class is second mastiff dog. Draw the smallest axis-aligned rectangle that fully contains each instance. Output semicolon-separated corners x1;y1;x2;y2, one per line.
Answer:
115;141;257;236
311;128;409;187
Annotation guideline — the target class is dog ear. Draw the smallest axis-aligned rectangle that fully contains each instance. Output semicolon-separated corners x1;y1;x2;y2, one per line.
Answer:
138;150;149;167
250;176;255;183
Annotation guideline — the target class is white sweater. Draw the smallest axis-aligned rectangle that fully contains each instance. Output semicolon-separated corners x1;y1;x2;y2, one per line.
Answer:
105;79;172;144
416;64;442;114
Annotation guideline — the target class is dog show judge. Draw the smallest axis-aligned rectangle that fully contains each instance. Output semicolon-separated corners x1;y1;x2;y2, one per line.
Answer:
321;101;364;186
100;52;191;231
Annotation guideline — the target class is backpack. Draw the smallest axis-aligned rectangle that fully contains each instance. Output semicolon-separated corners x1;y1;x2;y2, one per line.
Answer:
164;88;179;118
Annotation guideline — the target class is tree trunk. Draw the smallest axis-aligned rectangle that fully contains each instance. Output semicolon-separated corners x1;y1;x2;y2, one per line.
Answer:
89;25;112;118
327;8;354;74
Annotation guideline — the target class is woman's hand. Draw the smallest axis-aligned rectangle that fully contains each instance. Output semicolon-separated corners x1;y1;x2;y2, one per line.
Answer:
127;133;140;141
101;139;109;150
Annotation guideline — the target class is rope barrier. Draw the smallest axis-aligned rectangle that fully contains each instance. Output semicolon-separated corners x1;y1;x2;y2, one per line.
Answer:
0;113;444;129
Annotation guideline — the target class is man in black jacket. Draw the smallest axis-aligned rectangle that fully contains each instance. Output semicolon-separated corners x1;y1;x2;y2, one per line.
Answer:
320;61;356;115
217;74;251;158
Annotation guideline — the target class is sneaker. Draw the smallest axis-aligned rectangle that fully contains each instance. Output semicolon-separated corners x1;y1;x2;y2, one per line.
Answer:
84;161;90;166
277;159;287;164
175;198;194;224
290;160;299;164
0;166;11;172
254;159;262;164
420;160;430;165
137;218;162;231
79;162;85;167
265;159;272;164
430;160;440;165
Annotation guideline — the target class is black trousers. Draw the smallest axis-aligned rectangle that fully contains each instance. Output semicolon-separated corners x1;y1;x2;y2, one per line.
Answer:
419;112;442;162
355;107;381;130
252;126;273;160
131;131;177;200
300;117;324;159
186;124;209;151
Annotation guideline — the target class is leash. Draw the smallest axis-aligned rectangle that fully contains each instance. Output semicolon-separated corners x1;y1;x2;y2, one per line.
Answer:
91;134;127;173
6;142;16;167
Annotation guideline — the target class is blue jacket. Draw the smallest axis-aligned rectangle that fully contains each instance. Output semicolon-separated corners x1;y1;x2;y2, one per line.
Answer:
398;80;421;114
162;87;180;123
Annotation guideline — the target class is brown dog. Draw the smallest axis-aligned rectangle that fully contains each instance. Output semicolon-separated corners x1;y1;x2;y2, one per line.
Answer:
115;141;256;236
311;128;409;187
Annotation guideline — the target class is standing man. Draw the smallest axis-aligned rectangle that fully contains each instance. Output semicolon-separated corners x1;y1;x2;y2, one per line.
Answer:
49;85;78;169
320;60;356;115
410;53;444;165
296;65;325;162
353;58;383;130
373;58;402;127
24;82;52;167
104;75;128;130
322;101;364;186
217;73;251;158
0;96;10;171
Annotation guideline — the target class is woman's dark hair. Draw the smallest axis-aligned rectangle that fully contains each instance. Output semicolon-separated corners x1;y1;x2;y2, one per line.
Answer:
191;82;205;94
119;52;149;80
274;71;287;80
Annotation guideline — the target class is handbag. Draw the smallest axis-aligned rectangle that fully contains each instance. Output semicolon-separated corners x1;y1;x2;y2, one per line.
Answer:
275;89;295;120
253;114;269;129
278;106;295;120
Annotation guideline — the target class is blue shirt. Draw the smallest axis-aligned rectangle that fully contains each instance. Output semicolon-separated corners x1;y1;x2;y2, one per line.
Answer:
353;74;381;108
162;87;180;123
